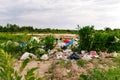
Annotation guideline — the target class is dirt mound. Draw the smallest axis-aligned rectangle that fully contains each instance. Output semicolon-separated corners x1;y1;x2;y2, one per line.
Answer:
14;59;53;79
14;55;116;80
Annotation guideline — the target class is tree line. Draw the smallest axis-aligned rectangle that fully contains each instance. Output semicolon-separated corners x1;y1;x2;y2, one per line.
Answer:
0;23;77;34
1;23;120;34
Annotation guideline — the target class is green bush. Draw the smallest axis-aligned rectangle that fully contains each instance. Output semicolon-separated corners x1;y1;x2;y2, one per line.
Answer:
26;38;41;53
43;35;56;51
78;26;120;53
91;32;104;52
78;26;94;52
0;40;22;58
92;32;120;52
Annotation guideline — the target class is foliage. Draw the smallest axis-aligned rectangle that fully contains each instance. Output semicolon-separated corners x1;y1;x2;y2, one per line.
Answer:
77;59;87;67
20;59;30;72
0;33;30;42
25;67;42;80
0;35;47;58
0;40;21;57
0;23;77;34
80;68;120;80
26;38;40;53
78;26;94;52
43;35;56;51
78;26;120;53
0;49;41;80
113;56;120;67
92;32;120;52
0;49;21;80
0;33;31;58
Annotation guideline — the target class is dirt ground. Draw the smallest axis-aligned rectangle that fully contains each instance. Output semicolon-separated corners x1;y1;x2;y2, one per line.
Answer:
13;34;117;80
28;34;77;39
14;53;116;80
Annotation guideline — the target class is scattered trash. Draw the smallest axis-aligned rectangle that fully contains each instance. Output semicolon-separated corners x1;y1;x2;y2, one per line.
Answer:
81;51;99;60
20;52;37;60
41;54;49;60
90;51;99;58
20;42;27;47
30;37;40;43
64;55;68;60
63;39;70;43
56;52;63;59
93;55;99;58
81;50;86;54
90;51;97;56
63;49;72;54
82;54;92;60
66;69;71;73
65;40;74;46
58;42;66;48
67;52;80;60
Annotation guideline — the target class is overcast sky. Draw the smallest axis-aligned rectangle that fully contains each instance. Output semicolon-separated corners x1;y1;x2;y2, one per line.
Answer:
0;0;120;30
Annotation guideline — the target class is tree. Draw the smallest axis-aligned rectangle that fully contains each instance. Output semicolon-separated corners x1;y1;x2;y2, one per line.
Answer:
78;26;94;52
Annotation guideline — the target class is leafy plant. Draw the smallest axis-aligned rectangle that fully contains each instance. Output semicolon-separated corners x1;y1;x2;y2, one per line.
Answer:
0;49;21;80
77;26;120;53
26;38;40;53
43;35;56;51
78;26;94;52
25;67;42;80
0;49;41;80
25;37;47;58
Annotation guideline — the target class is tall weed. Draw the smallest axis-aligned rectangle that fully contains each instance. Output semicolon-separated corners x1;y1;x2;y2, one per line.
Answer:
0;49;41;80
43;35;56;51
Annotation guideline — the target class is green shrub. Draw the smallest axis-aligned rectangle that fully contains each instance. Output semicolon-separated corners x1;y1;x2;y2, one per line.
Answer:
0;41;22;58
78;26;120;53
78;26;94;52
43;35;56;51
92;32;120;52
0;49;19;80
26;38;41;53
91;32;109;52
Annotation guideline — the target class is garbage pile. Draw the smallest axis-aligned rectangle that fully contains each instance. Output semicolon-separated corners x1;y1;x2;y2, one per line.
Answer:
0;36;119;61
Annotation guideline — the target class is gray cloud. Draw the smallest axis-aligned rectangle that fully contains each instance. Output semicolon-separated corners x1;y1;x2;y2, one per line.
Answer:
0;0;120;29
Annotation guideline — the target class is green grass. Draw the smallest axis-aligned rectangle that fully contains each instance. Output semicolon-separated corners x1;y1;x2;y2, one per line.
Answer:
0;33;30;42
80;68;120;80
77;59;88;67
